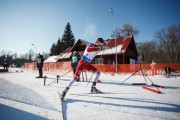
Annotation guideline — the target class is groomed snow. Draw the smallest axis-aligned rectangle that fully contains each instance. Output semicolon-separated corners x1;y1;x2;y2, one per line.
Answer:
0;67;180;120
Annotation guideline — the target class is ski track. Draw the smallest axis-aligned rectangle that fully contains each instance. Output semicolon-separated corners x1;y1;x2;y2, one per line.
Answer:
0;68;180;120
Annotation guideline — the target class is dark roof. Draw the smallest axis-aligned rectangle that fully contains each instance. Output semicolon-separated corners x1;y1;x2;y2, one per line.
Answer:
61;47;72;54
110;35;137;53
70;39;91;52
107;35;134;51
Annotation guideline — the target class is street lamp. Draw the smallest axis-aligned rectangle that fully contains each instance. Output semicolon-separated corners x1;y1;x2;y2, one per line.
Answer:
108;8;118;73
31;44;37;60
31;44;37;53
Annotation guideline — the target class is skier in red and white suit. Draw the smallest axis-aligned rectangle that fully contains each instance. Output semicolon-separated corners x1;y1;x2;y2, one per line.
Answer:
61;38;107;99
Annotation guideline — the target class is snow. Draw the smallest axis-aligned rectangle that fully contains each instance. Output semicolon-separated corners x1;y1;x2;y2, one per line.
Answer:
44;53;72;62
44;56;59;62
58;53;72;59
0;67;180;120
97;45;123;55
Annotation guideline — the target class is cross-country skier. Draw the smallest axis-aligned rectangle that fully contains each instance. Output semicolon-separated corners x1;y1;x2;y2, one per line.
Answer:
61;38;107;99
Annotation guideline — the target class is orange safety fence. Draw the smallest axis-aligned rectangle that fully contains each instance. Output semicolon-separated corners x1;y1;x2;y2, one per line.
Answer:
24;62;180;76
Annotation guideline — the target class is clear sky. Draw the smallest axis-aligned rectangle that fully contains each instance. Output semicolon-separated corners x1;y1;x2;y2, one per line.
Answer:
0;0;180;55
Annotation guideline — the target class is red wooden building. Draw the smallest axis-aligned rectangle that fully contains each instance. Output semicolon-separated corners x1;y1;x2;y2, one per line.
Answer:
45;35;138;64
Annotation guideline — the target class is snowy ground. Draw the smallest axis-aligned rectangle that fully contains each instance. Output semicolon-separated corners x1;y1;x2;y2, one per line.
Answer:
0;67;180;120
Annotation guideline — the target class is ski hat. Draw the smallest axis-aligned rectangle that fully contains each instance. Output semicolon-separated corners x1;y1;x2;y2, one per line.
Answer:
73;51;77;54
96;38;104;43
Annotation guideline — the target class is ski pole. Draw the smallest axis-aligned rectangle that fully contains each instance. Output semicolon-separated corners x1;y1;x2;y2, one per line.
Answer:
143;74;161;92
45;60;87;86
86;73;94;87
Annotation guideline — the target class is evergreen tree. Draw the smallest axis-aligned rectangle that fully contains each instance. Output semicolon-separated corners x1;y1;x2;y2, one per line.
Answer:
49;43;57;56
49;22;75;55
55;38;62;54
60;22;75;51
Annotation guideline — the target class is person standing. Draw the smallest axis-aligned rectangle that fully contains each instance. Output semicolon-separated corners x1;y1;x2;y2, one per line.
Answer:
150;60;157;76
36;53;44;78
3;59;9;70
60;38;107;99
71;51;81;81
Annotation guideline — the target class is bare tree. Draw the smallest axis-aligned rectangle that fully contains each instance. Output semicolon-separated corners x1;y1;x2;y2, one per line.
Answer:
137;41;157;63
155;23;180;63
28;49;34;61
121;23;139;37
111;23;139;38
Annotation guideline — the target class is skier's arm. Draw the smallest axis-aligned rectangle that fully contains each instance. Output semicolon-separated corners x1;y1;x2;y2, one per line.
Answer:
87;44;101;52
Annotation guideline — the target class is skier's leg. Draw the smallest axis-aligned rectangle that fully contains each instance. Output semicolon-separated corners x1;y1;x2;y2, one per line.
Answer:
61;65;82;99
87;64;102;93
93;70;101;84
61;79;74;99
91;70;102;93
39;67;43;77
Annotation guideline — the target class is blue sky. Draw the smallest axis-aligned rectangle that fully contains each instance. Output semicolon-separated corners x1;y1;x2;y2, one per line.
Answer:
0;0;180;55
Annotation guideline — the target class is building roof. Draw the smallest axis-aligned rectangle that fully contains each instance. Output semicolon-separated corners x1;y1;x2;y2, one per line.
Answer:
97;35;137;55
57;47;72;60
97;45;123;55
57;52;72;59
45;35;137;62
61;47;72;53
44;47;73;62
44;56;59;62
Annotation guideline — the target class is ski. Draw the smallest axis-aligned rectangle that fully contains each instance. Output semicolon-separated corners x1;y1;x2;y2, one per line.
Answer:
58;92;65;120
89;91;104;94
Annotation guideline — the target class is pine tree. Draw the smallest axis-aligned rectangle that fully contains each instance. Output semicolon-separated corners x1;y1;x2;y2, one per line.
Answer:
49;43;57;56
55;38;62;54
61;22;75;51
49;22;75;55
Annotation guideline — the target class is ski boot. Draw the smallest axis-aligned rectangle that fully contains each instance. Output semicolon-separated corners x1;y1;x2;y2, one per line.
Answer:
91;86;102;93
61;87;69;99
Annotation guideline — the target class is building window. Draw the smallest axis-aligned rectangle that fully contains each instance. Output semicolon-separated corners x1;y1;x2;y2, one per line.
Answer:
107;60;112;64
95;58;104;64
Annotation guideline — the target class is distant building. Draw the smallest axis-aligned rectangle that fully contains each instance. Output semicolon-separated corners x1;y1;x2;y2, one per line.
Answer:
45;35;138;64
95;35;138;64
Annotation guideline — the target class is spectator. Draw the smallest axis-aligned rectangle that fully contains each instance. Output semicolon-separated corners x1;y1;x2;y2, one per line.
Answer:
165;67;171;78
71;51;81;81
150;60;157;76
2;59;9;70
36;53;44;78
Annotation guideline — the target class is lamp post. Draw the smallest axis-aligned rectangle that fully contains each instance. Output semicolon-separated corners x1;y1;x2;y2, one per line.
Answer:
109;8;118;73
31;44;37;60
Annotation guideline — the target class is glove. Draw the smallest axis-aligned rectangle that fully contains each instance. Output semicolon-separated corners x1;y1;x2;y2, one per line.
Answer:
102;46;108;50
99;42;103;46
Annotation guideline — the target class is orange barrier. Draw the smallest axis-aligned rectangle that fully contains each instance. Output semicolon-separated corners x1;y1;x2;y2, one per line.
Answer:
24;62;180;75
142;86;161;94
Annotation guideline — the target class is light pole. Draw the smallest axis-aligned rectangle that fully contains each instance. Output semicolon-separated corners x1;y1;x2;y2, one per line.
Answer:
31;44;37;60
109;8;118;73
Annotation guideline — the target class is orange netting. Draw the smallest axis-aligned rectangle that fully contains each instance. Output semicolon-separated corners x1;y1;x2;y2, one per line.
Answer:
24;62;180;76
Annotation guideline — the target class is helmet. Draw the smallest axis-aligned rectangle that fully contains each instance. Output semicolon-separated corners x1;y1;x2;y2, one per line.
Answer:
96;38;104;43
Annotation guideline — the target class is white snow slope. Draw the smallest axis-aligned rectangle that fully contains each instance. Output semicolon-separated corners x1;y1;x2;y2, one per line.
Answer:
0;67;180;120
